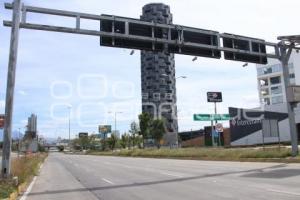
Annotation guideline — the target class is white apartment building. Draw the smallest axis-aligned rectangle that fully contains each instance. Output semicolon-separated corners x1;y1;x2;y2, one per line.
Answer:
257;51;300;106
228;51;300;147
256;50;300;142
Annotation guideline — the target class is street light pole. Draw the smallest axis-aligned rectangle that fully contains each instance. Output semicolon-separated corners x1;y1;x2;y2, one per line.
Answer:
67;105;72;149
109;111;122;134
2;0;21;179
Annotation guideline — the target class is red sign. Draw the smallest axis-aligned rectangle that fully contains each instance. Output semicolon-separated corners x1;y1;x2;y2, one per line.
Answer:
0;115;5;129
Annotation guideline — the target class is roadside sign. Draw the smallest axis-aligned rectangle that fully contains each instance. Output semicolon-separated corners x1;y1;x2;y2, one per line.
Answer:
194;114;230;121
287;85;300;103
193;114;211;121
79;132;88;138
215;123;224;132
0;115;4;129
207;92;222;103
99;125;112;134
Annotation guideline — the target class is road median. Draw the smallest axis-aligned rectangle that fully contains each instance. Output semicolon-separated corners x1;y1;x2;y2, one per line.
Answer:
86;147;300;163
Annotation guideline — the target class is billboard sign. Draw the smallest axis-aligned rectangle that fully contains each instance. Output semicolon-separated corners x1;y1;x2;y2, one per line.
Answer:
99;125;112;134
207;92;222;102
79;132;88;138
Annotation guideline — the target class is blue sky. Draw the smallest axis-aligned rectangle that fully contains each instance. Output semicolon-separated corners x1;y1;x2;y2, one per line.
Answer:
0;0;299;140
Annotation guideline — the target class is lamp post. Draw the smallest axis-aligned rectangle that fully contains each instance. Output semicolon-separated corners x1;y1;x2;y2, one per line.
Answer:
108;111;123;135
67;105;72;149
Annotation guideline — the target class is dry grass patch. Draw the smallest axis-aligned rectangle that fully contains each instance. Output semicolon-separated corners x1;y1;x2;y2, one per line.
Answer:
0;153;47;199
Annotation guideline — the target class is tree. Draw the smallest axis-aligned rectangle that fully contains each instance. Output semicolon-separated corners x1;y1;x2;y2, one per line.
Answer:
107;134;118;151
120;133;130;149
138;112;152;148
150;119;166;149
129;121;140;148
72;135;97;151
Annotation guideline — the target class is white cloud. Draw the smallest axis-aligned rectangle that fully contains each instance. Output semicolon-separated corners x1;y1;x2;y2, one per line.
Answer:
2;0;299;137
18;90;28;96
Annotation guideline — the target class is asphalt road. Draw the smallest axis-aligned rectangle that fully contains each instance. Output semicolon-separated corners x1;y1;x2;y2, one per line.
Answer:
23;153;300;200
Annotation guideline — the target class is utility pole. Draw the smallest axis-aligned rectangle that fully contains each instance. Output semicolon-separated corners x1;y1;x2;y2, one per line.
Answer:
108;111;122;135
2;0;21;179
279;42;299;156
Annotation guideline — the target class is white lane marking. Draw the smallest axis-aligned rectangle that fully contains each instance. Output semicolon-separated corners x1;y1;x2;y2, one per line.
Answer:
19;176;37;200
266;189;300;196
160;172;183;178
102;178;114;185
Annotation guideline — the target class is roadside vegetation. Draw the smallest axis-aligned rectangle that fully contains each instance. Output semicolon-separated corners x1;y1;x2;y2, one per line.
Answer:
0;153;48;199
68;112;300;163
87;147;300;163
71;113;166;151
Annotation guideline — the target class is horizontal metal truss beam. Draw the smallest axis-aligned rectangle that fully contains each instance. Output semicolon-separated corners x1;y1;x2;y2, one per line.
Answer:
4;2;280;59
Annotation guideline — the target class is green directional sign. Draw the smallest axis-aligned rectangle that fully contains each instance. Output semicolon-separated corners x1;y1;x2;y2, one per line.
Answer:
193;114;230;121
193;114;211;121
214;114;230;121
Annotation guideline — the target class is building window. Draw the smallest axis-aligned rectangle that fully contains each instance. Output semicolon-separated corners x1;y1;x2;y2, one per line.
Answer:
270;76;281;85
271;86;282;95
153;93;161;101
290;78;296;85
142;93;149;100
261;88;269;96
272;96;283;104
257;64;282;76
263;98;270;105
259;78;268;86
289;73;295;79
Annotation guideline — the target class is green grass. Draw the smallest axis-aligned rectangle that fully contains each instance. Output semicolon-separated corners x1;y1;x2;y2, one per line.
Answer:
0;182;15;199
87;147;300;162
0;153;48;199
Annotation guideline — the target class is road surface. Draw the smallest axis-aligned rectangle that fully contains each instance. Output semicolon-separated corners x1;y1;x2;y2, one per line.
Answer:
23;153;300;200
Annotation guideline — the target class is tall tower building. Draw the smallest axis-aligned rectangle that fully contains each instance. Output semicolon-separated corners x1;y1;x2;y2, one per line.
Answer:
140;3;178;140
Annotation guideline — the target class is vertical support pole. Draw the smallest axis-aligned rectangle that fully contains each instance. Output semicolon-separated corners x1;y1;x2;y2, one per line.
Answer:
214;102;217;124
2;0;22;179
261;120;265;150
68;107;71;149
280;44;299;156
211;120;215;147
277;120;281;150
114;112;117;134
76;15;80;29
125;21;129;35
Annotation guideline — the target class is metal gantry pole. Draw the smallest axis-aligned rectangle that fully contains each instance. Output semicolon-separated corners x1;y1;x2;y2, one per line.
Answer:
1;0;21;178
280;43;299;156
